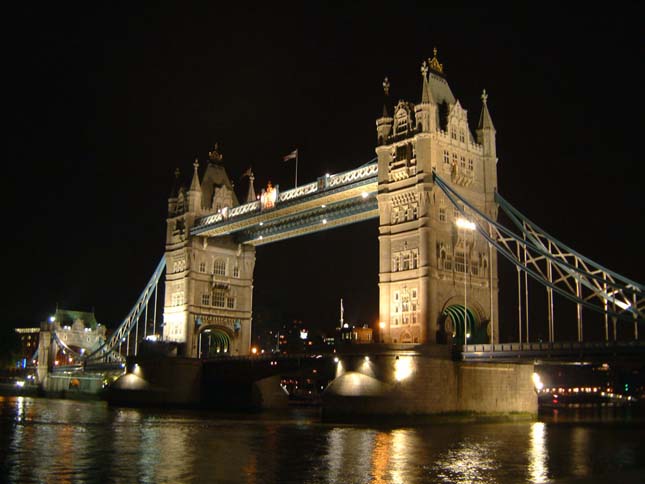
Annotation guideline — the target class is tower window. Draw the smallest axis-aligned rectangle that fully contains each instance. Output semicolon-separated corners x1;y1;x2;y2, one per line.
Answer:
233;264;240;278
199;262;206;273
402;253;411;270
213;259;226;276
443;150;450;165
439;207;446;222
213;291;226;308
227;297;235;309
460;156;466;169
201;293;210;306
459;129;465;143
468;158;474;171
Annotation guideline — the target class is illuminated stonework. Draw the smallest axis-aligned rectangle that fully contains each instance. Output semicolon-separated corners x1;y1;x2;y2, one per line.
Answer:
164;150;256;356
376;54;499;344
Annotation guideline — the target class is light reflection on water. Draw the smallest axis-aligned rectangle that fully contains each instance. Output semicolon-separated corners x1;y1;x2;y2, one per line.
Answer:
1;396;644;484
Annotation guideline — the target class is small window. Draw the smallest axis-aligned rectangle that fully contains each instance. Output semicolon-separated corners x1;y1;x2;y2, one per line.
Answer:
460;156;466;169
199;262;206;273
459;129;465;143
468;158;474;171
201;294;210;306
439;207;446;222
226;297;235;309
233;264;240;278
443;150;450;165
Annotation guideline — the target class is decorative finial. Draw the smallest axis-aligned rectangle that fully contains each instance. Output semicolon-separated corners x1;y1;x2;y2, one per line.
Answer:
193;157;199;169
174;167;180;178
481;89;488;104
421;60;428;78
208;143;223;163
428;47;444;74
383;77;390;96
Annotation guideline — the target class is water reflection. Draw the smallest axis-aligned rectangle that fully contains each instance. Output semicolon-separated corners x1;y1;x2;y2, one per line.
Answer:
528;422;549;483
433;437;498;484
1;397;644;484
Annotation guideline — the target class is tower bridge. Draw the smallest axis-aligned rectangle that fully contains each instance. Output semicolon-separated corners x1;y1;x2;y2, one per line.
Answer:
36;50;643;415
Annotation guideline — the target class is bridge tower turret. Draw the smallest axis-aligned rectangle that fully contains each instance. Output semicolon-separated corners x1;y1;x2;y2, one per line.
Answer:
376;50;499;345
163;144;256;357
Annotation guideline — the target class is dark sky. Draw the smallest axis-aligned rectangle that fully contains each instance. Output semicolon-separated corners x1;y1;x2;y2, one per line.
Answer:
5;5;643;340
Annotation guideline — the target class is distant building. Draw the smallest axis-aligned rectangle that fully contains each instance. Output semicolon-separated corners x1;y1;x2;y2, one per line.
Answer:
14;327;39;365
339;323;373;344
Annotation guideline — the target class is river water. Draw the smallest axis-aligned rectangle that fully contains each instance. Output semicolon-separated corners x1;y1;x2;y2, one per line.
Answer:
1;396;643;483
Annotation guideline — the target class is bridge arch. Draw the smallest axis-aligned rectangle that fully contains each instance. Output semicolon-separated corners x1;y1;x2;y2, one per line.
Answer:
438;299;488;344
198;326;233;357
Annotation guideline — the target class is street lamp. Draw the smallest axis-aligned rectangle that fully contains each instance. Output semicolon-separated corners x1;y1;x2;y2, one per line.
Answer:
379;321;386;343
456;217;476;346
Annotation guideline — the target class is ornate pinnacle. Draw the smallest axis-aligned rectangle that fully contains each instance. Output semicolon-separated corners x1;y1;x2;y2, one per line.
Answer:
208;143;223;163
428;47;444;74
383;77;390;96
421;60;428;78
174;167;180;178
481;89;488;104
193;157;199;170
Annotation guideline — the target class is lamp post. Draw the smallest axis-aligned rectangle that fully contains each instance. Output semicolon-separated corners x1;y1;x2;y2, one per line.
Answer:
456;218;476;346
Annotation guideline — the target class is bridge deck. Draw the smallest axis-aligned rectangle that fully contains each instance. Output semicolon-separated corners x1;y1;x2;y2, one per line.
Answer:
191;163;378;245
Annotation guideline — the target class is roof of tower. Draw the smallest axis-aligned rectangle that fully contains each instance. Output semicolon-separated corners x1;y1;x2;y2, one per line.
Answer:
201;162;240;207
425;48;455;105
477;89;495;131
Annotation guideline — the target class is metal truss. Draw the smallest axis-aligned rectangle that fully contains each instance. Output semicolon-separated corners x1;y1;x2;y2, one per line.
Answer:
433;172;643;342
83;257;166;363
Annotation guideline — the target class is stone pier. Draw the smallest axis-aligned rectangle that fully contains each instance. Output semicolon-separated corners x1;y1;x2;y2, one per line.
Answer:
322;344;537;418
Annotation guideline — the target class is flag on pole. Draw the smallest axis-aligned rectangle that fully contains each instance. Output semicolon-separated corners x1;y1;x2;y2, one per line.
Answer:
283;149;298;161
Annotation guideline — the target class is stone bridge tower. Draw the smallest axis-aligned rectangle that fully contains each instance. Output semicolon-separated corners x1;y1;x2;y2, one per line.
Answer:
376;51;499;345
164;146;256;357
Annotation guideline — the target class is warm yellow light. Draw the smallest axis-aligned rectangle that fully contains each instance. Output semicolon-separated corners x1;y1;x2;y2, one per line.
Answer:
456;218;476;231
394;357;413;381
251;347;258;355
361;192;369;199
532;372;544;391
379;321;386;329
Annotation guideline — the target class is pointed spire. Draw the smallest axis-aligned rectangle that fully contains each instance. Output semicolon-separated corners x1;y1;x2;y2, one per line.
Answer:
477;89;495;131
189;158;201;192
381;77;391;117
245;168;256;203
420;60;434;104
170;167;180;198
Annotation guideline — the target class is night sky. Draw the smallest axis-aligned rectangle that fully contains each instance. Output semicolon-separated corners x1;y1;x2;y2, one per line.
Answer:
5;6;643;341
